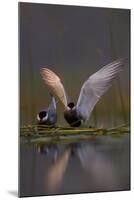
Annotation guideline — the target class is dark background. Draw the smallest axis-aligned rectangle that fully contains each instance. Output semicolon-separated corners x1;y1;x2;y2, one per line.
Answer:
19;2;130;127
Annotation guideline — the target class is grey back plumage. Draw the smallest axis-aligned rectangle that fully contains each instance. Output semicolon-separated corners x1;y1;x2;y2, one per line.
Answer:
47;96;57;124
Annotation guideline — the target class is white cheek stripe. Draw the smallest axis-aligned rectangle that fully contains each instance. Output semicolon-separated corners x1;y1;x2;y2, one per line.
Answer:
67;106;71;111
37;114;40;121
42;113;48;122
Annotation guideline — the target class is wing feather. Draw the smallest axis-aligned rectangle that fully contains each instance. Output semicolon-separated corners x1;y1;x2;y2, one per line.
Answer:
40;68;68;107
76;58;126;121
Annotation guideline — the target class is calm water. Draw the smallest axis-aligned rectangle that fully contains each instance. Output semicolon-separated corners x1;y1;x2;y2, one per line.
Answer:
19;133;130;197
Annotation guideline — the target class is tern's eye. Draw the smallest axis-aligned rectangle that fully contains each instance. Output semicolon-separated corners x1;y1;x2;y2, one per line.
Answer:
39;111;47;119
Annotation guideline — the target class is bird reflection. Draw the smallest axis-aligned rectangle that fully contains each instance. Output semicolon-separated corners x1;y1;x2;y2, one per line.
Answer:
76;143;118;190
36;138;118;193
37;143;58;161
46;146;71;192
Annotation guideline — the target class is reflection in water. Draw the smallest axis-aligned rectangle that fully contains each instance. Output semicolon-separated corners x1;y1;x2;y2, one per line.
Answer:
37;144;58;161
77;144;118;190
20;134;130;196
41;142;118;193
46;146;71;192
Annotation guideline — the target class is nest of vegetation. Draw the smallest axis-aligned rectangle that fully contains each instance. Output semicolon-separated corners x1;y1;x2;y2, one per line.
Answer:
20;124;130;144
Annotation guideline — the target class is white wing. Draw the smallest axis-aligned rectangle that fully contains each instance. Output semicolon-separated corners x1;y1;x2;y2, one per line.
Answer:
40;68;68;107
76;58;126;121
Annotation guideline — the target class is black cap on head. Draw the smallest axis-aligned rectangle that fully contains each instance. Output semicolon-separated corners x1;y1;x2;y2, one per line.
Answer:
39;111;47;119
68;102;75;109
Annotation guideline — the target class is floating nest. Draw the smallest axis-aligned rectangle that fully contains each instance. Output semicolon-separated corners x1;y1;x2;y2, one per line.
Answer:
20;124;130;145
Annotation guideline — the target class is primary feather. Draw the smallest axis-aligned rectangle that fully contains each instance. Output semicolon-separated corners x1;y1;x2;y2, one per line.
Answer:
76;58;126;121
40;68;68;107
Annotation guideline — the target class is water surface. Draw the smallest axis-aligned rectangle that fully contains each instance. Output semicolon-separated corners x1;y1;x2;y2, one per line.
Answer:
19;133;130;197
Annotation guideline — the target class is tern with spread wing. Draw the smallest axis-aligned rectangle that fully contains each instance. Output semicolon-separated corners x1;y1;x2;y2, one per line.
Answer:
40;59;126;127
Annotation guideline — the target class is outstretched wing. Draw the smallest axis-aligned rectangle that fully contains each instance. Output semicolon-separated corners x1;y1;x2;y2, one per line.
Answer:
76;58;126;121
40;68;68;107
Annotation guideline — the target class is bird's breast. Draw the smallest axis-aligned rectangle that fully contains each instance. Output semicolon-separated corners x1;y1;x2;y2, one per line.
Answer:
64;110;81;127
